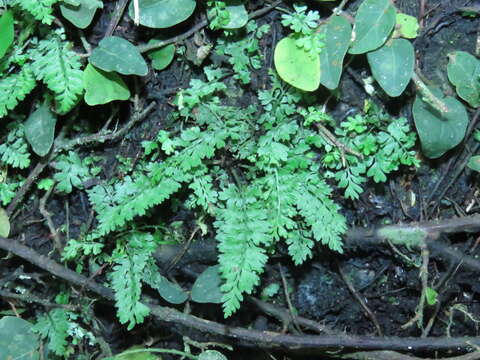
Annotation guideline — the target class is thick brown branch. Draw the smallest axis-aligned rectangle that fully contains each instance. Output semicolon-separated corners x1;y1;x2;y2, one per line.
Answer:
0;236;479;354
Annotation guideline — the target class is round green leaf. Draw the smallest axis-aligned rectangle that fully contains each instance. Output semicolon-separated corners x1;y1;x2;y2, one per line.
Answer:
198;350;228;360
0;208;10;238
222;0;248;29
274;37;320;92
60;0;102;29
128;0;196;29
83;64;131;105
0;10;14;59
367;39;414;97
191;265;223;304
0;316;40;360
147;43;175;71
154;275;188;304
349;0;396;54
395;13;419;39
319;15;352;89
467;155;480;172
89;36;148;76
25;103;56;157
413;88;469;159
447;51;480;107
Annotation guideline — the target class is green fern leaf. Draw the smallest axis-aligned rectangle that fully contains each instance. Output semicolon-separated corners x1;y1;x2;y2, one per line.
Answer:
32;308;70;356
0;122;31;169
110;232;156;330
31;34;83;114
215;184;272;317
296;174;346;253
13;0;61;24
88;165;183;236
0;65;36;118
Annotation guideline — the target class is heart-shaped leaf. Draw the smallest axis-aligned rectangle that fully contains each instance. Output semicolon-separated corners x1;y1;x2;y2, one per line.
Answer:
147;43;175;71
60;0;102;29
191;265;223;304
349;0;396;54
0;10;14;59
128;0;196;28
24;103;56;157
89;36;148;76
447;51;480;107
413;88;469;158
274;36;320;92
319;15;352;89
367;38;414;97
83;64;131;105
0;316;40;360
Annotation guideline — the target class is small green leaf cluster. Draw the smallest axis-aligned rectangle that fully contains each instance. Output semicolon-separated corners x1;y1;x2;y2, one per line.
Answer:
307;103;420;200
52;151;101;193
215;21;270;84
207;1;231;30
32;293;96;357
280;4;324;57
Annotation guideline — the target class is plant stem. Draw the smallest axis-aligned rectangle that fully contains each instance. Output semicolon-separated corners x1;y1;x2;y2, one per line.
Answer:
411;72;449;113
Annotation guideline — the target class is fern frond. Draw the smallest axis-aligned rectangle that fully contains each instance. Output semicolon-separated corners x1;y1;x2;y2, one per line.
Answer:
31;34;83;114
0;65;36;118
88;165;183;237
32;308;70;356
296;174;346;253
110;232;156;330
215;184;272;317
0;122;31;169
12;0;61;24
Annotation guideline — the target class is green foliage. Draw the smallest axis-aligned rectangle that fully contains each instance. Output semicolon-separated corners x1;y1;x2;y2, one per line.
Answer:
32;305;96;358
0;179;21;206
0;65;36;118
412;88;469;159
52;151;100;193
280;4;324;56
0;121;31;169
32;308;70;356
109;232;157;330
207;1;230;30
309;104;419;199
215;184;273;316
10;0;61;25
0;316;40;360
30;30;84;114
215;21;270;84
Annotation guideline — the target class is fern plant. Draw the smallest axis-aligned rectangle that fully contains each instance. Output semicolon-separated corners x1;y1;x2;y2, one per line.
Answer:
0;5;84;117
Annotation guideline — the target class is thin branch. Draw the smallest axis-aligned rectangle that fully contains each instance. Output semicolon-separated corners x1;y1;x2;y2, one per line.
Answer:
138;0;283;53
336;259;383;336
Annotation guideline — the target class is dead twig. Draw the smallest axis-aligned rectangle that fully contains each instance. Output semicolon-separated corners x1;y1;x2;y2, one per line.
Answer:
39;184;62;250
278;264;302;334
336;259;383;336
